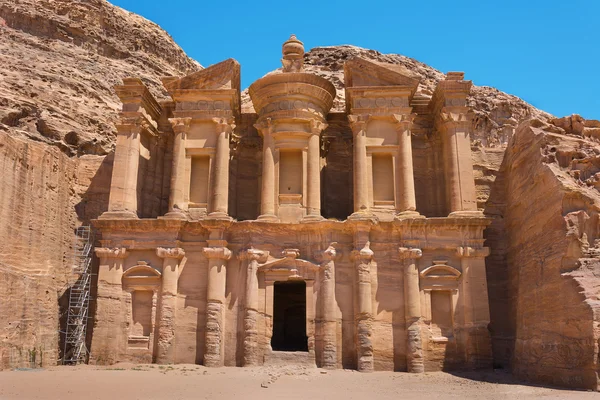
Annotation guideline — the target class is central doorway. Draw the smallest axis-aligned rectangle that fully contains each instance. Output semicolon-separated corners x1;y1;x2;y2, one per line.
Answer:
271;281;308;351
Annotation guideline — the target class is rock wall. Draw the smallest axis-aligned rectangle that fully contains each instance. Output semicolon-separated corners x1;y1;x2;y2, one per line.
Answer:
0;0;195;367
0;131;109;368
484;118;600;389
0;0;200;156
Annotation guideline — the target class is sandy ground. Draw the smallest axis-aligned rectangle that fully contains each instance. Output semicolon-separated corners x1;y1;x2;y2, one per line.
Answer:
0;364;597;400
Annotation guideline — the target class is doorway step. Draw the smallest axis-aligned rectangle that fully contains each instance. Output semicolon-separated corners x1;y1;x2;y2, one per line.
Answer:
263;350;316;367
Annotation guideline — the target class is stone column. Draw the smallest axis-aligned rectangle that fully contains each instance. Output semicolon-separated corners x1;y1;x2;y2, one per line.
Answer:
457;246;492;368
440;112;478;215
155;247;185;364
90;248;129;363
210;118;235;219
255;118;278;221
152;136;166;217
320;243;338;369
202;244;232;367
352;241;374;372
102;123;143;219
164;117;191;219
239;247;268;366
303;119;327;221
393;114;419;216
399;247;424;373
348;114;370;216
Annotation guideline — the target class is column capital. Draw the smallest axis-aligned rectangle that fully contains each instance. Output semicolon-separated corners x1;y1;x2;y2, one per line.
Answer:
203;246;232;260
254;117;273;136
212;117;236;134
169;117;192;134
309;118;328;135
392;113;417;130
438;107;472;130
238;247;269;262
115;116;145;136
322;242;337;261
398;247;422;260
456;246;490;258
95;247;128;259
348;113;371;135
156;247;185;259
351;241;374;263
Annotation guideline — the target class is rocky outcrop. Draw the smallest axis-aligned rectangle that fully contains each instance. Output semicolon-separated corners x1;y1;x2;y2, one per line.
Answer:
0;0;199;368
485;117;600;390
0;0;200;156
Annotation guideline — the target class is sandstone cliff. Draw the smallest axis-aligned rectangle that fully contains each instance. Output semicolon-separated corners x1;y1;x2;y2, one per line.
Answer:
0;0;199;368
485;116;600;389
0;0;200;156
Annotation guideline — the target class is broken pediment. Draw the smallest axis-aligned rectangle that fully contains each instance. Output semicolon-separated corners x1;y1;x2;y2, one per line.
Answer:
257;249;320;281
162;58;241;92
420;261;461;280
122;261;161;290
344;57;420;89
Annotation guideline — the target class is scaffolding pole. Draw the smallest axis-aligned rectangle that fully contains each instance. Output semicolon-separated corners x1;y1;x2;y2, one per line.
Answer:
63;225;94;365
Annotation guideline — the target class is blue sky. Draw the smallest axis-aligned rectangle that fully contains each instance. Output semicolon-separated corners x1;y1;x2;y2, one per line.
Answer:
111;0;599;119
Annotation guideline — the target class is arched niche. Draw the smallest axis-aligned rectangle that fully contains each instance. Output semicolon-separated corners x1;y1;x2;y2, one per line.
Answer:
419;261;461;342
122;261;161;352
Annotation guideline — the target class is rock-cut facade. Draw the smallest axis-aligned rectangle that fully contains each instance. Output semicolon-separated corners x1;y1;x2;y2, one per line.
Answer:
92;35;492;371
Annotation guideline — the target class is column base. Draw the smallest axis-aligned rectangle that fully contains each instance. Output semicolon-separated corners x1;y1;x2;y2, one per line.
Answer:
257;214;279;222
160;210;188;220
98;210;138;220
348;210;377;222
395;210;426;220
448;210;484;218
206;212;233;221
301;214;324;223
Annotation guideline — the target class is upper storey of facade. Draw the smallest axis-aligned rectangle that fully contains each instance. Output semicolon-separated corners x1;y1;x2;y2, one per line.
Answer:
98;35;482;224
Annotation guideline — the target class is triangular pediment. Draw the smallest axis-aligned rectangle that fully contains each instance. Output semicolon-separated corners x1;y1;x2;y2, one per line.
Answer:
344;58;420;89
162;58;240;92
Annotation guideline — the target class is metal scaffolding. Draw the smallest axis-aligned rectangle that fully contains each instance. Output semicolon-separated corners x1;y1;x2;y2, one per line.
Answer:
63;225;94;365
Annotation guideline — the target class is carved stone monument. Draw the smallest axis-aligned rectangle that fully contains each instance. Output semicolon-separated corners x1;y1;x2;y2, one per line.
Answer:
92;35;492;372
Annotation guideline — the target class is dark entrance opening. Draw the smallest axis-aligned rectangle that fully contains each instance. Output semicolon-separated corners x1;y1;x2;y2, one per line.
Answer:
271;281;308;352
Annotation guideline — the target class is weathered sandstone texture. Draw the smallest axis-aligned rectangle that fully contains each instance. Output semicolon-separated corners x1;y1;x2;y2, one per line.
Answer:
0;0;199;369
485;116;600;389
1;0;598;391
0;0;199;156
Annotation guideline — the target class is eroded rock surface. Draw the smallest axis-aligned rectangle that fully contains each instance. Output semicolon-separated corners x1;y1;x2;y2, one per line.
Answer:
485;117;600;389
0;0;200;156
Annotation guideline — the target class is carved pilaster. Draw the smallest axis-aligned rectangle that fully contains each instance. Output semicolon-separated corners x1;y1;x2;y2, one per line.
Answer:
456;245;492;369
209;117;236;219
100;120;144;219
392;113;420;216
320;243;338;369
255;118;278;221
351;241;374;372
399;246;424;373
348;114;372;216
239;247;268;366
164;117;192;219
202;245;231;367
155;247;185;364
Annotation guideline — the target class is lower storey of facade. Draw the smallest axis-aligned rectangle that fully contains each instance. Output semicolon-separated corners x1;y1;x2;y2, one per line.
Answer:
90;217;492;371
